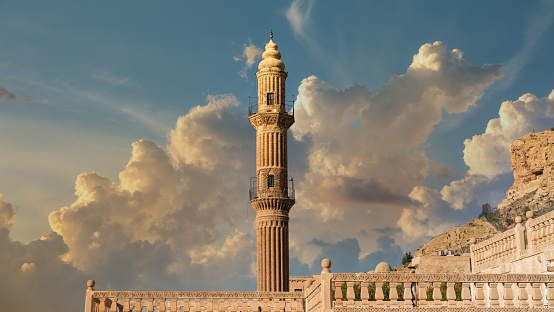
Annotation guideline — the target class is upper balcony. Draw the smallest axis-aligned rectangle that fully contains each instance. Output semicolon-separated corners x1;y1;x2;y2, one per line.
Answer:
248;95;295;117
249;177;295;201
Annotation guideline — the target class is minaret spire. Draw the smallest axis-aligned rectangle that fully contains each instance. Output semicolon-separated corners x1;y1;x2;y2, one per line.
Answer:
270;29;273;41
249;33;295;292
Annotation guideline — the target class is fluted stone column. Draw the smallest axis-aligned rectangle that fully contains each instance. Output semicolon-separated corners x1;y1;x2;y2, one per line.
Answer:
249;32;295;292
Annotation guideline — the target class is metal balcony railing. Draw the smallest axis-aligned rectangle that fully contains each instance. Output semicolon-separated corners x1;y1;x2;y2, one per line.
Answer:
249;177;295;201
248;95;295;117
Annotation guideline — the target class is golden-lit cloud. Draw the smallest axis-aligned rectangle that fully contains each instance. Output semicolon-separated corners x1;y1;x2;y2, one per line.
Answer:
441;89;554;209
0;194;15;229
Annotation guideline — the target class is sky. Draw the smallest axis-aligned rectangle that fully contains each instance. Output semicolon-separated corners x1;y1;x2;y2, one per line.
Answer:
1;0;554;310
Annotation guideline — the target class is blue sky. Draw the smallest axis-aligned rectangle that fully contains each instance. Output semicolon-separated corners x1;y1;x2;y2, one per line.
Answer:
1;1;554;310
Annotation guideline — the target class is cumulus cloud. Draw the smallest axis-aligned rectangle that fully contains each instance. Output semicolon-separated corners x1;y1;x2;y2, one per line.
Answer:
234;41;262;79
0;194;15;229
397;186;464;240
430;163;454;180
46;93;256;292
440;90;554;209
0;87;33;103
292;41;502;223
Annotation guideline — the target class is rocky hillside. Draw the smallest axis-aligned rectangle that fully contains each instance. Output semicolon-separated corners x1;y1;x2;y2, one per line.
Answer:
415;129;554;257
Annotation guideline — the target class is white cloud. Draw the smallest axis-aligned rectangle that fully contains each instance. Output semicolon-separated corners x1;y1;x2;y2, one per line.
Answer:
440;89;554;209
234;41;262;79
291;42;502;224
0;86;33;103
0;194;15;229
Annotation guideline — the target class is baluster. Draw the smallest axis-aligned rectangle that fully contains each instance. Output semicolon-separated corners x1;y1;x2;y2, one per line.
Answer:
334;282;343;305
375;282;384;306
229;299;237;312
123;298;131;312
548;282;554;308
346;282;355;306
504;282;514;307
531;283;543;307
417;282;427;306
157;299;165;312
109;298;119;312
403;282;413;307
489;283;499;307
136;298;144;312
98;298;107;312
389;282;398;306
146;298;154;312
360;282;369;307
432;282;442;307
461;282;472;307
518;282;529;307
446;282;456;307
474;283;485;307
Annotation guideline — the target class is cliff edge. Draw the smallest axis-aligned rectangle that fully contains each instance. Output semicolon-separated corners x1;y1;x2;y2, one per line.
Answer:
415;129;554;257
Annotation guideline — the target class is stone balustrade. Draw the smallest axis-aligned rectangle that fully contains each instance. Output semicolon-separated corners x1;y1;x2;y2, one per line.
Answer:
329;273;554;309
527;209;554;254
85;270;554;312
470;210;554;273
84;280;304;312
471;227;520;272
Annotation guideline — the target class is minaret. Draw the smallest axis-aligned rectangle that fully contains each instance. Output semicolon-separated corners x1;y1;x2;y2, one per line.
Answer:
249;31;295;292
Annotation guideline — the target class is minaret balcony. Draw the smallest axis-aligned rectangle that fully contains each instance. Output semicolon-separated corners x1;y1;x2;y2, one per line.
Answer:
249;178;295;201
248;95;296;117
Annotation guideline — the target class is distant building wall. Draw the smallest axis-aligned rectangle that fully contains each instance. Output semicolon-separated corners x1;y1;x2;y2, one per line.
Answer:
413;254;471;274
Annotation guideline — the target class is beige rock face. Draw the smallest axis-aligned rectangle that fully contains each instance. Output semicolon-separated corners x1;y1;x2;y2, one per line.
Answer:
500;130;554;213
416;129;554;258
414;217;500;257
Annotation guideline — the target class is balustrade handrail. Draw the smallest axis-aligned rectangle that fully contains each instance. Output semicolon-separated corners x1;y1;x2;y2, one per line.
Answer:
472;227;516;252
92;291;305;299
330;272;554;283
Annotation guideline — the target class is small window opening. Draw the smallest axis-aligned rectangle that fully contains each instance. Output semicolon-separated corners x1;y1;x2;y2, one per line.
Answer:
268;175;274;187
267;93;274;105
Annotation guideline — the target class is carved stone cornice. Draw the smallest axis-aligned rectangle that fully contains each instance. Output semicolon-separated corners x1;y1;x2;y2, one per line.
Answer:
250;197;295;212
330;273;554;283
92;291;304;299
249;112;294;130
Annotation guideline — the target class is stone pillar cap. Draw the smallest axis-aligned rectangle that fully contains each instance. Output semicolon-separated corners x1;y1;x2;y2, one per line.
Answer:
321;259;331;273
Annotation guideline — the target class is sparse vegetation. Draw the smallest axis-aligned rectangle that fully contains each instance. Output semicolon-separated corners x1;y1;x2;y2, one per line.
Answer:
402;252;413;267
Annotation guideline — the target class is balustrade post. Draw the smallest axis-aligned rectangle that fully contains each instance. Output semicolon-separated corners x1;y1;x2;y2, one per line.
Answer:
446;282;456;307
360;281;369;302
518;282;529;307
526;211;535;251
346;282;355;306
514;217;525;257
461;282;472;307
403;282;413;307
474;282;485;307
320;260;333;312
547;282;554;308
432;282;442;306
334;282;343;305
531;282;543;307
504;282;514;307
84;280;95;312
489;282;499;307
417;282;427;306
389;282;398;306
375;282;384;306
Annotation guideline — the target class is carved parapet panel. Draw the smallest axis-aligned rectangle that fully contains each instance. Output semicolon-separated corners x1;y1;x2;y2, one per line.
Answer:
331;273;554;283
92;291;304;299
250;198;295;213
249;112;294;131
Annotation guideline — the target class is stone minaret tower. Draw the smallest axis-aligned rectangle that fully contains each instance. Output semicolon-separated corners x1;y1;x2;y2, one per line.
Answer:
249;31;295;292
